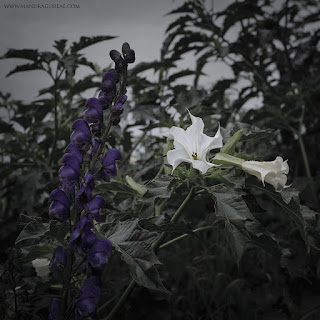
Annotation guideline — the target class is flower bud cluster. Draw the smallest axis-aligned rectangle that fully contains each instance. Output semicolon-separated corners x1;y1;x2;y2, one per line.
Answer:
47;43;135;319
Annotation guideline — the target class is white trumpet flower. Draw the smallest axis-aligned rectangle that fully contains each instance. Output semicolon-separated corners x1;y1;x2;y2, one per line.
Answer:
163;112;223;174
242;156;289;191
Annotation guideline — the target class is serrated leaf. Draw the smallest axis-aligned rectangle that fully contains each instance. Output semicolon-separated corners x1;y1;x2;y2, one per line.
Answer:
15;220;50;244
95;181;141;197
70;35;116;53
0;49;39;61
19;242;57;263
6;63;42;77
108;219;170;294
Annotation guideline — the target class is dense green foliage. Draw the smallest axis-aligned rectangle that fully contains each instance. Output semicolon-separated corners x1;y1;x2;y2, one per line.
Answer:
0;0;320;319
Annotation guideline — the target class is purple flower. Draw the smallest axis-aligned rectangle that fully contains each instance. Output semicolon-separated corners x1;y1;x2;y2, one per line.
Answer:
49;189;70;222
65;143;83;164
98;91;114;110
125;49;135;64
109;49;121;62
87;196;105;221
58;154;80;194
86;238;112;270
84;98;103;134
115;56;126;72
87;138;100;157
49;246;67;276
100;77;117;94
70;119;91;151
75;276;101;320
102;68;120;83
101;149;122;181
48;298;60;320
69;216;97;253
112;94;127;116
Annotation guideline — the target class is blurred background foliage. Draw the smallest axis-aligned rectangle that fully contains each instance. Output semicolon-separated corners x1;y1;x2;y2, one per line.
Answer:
1;0;320;319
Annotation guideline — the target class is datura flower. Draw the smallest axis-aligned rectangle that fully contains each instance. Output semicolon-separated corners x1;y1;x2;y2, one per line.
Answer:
241;156;289;191
163;113;223;174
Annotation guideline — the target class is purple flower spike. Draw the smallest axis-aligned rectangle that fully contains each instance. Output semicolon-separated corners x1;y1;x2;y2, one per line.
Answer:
69;216;97;253
49;246;67;276
71;119;91;150
86;238;112;270
101;149;122;181
49;189;70;222
49;298;60;320
87;195;105;221
100;77;117;94
75;276;101;320
66;143;83;164
58;157;80;194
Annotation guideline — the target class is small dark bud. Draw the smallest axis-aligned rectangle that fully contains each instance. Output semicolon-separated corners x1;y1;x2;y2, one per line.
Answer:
109;50;121;62
125;49;135;64
122;42;130;55
115;57;126;72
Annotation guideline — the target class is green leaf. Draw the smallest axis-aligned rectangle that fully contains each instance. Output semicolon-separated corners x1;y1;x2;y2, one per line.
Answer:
19;242;57;263
0;120;14;133
125;175;147;196
6;63;42;77
15;219;50;244
70;35;116;53
108;219;170;294
0;49;39;61
246;178;310;250
95;181;141;197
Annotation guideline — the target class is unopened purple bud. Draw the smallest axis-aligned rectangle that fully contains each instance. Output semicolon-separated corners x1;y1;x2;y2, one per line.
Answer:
117;94;127;104
49;189;70;222
66;143;83;164
112;102;124;116
115;56;126;72
86;238;112;270
102;149;122;181
100;78;117;94
122;42;130;55
125;49;135;64
71;119;91;151
87;195;105;221
49;246;67;276
98;91;114;110
109;49;121;62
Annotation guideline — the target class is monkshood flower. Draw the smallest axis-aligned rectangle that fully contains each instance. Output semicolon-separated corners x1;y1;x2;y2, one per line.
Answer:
58;153;80;194
86;238;112;270
49;189;70;222
70;119;91;150
84;98;103;134
99;91;114;110
75;276;101;320
242;156;289;191
112;94;127;117
101;148;122;181
48;298;60;320
87;195;105;222
69;216;97;253
49;246;67;276
65;143;83;164
163;112;223;174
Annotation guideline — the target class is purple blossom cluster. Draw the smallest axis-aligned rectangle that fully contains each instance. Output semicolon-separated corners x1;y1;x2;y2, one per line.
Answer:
47;43;135;319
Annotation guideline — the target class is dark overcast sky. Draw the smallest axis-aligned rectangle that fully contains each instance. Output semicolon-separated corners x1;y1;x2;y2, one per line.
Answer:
0;0;231;102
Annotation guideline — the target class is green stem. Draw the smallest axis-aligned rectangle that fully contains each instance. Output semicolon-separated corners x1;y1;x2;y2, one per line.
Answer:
100;187;195;320
159;225;215;250
49;80;59;167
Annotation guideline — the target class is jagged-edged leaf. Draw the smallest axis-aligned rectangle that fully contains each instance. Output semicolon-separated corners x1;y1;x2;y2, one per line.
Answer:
15;219;50;244
167;69;196;83
6;63;42;77
54;39;68;55
231;122;274;143
0;49;39;61
166;1;194;15
130;60;176;75
246;178;310;250
95;181;141;197
70;35;116;53
19;242;57;263
108;219;169;294
68;75;100;96
165;15;193;33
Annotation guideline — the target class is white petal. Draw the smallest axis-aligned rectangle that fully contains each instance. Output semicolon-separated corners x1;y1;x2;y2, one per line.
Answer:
163;126;192;156
191;159;215;174
201;124;223;157
167;148;191;172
